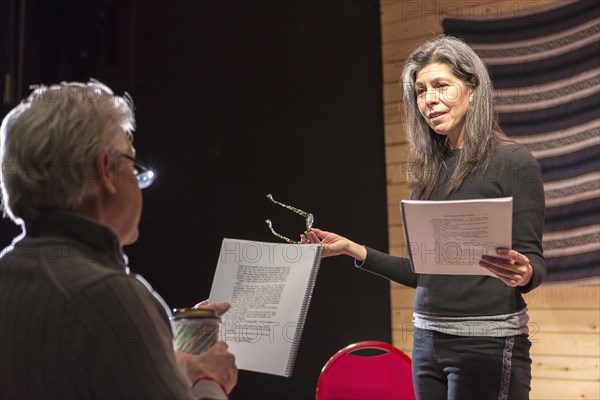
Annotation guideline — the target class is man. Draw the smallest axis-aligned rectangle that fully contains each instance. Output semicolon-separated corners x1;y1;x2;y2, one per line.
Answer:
0;81;237;399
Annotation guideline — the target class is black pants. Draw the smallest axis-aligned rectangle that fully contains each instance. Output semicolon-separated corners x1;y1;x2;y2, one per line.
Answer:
412;327;532;400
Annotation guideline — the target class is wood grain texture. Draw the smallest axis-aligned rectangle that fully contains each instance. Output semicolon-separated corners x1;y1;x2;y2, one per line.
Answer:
381;1;599;398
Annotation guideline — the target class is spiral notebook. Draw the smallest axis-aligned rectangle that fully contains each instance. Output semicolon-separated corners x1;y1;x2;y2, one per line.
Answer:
208;238;323;377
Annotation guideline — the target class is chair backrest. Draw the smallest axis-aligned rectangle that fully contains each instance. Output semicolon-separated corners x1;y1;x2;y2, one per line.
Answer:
316;340;415;400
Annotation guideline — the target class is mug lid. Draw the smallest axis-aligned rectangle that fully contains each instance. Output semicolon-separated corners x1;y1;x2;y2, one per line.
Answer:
171;308;220;319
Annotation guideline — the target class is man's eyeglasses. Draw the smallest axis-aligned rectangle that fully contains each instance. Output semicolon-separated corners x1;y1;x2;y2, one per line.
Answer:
265;194;313;244
120;154;157;189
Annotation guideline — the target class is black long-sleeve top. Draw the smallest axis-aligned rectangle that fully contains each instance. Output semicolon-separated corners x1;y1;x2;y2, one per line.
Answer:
360;144;546;319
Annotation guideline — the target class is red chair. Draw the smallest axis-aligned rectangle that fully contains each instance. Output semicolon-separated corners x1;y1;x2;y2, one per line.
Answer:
316;341;415;400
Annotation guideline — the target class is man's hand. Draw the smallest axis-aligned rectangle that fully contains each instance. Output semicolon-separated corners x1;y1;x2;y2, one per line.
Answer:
193;300;231;316
176;342;237;393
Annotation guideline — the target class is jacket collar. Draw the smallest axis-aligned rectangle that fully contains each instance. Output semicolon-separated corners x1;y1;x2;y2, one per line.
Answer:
24;211;127;272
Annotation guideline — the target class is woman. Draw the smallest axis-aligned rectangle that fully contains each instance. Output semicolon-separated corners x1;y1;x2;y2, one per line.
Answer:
302;36;545;400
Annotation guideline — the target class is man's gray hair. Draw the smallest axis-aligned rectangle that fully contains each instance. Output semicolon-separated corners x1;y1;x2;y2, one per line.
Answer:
0;80;136;223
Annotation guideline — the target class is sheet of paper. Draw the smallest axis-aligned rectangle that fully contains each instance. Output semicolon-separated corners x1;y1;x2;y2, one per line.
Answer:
208;238;322;377
401;197;512;276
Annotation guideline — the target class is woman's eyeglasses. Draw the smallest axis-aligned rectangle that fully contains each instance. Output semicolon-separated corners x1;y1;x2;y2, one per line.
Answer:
120;154;157;189
265;194;313;244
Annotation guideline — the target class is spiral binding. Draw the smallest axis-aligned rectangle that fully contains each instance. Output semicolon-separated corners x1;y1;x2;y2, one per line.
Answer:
284;244;324;377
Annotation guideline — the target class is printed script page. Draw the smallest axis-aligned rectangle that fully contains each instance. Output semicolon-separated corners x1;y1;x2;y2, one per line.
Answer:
208;238;321;376
401;198;512;276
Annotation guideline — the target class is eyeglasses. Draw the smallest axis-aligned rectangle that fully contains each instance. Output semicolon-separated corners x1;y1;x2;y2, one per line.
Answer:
120;154;157;189
265;194;314;244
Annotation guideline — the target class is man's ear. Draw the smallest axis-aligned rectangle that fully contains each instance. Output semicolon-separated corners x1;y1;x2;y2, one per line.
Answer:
96;150;117;195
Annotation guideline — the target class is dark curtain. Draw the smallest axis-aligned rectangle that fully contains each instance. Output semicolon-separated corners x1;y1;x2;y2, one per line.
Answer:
0;1;390;398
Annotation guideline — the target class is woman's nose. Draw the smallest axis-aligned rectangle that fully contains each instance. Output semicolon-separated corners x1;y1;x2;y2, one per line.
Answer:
424;89;439;105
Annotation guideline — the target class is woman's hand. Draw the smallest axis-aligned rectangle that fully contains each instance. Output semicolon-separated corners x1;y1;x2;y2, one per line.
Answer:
479;249;533;287
300;228;367;261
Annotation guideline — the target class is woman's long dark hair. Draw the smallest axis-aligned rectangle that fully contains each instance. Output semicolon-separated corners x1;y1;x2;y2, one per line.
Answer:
401;36;512;199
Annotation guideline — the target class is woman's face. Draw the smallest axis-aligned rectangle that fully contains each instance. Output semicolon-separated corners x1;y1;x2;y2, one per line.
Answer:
415;62;473;149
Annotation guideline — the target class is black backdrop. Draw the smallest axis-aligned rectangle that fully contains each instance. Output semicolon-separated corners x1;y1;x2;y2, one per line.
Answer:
0;1;391;398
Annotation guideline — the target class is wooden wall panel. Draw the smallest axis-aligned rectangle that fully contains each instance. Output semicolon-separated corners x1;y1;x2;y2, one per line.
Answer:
384;121;405;145
532;355;599;380
384;102;403;124
379;1;600;399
